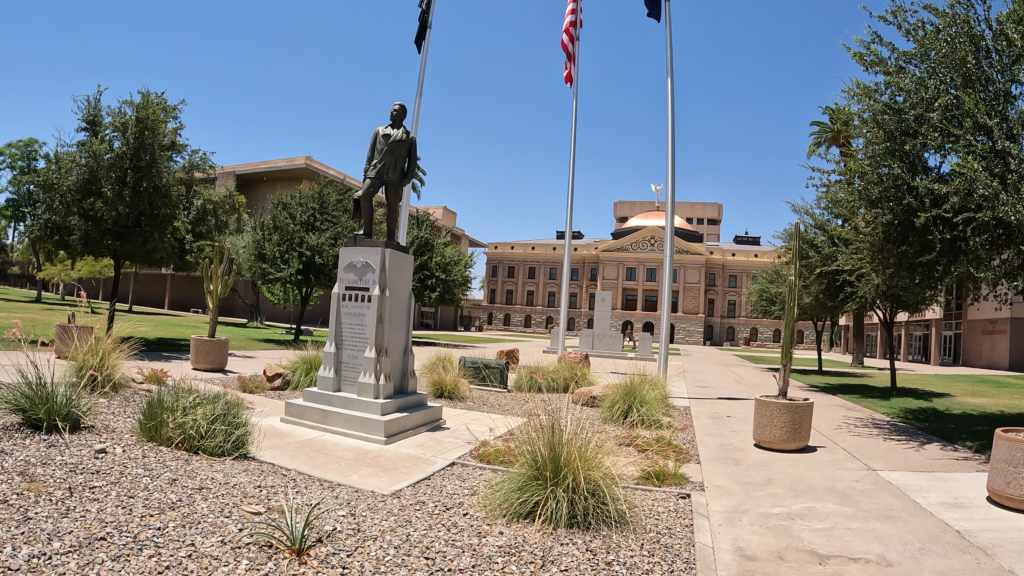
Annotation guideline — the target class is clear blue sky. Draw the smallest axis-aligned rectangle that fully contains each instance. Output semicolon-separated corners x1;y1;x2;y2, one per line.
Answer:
1;0;874;287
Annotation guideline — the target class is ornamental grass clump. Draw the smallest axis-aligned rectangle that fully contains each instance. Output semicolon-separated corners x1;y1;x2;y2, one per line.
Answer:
510;364;550;393
600;371;671;429
136;383;256;458
419;351;470;400
283;340;322;391
481;403;632;530
634;459;689;488
0;356;93;436
65;323;142;394
511;362;595;394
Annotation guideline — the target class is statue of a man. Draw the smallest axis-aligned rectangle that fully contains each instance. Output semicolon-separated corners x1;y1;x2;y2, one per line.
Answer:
352;102;418;243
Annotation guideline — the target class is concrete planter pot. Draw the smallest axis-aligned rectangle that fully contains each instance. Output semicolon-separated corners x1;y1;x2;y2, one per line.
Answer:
987;427;1024;511
54;323;95;359
189;336;229;372
752;395;814;451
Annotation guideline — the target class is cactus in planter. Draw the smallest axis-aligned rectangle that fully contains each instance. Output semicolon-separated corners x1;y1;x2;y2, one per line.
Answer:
67;311;76;325
777;221;801;399
203;244;236;339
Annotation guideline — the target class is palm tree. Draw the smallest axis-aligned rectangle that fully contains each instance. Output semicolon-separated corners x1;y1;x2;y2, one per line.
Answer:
807;103;855;161
807;102;864;366
412;156;427;200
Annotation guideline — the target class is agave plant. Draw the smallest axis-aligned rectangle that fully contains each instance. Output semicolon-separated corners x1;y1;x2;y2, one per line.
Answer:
245;492;332;571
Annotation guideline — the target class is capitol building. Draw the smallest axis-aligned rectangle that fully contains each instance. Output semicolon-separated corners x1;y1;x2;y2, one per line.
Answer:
481;200;823;347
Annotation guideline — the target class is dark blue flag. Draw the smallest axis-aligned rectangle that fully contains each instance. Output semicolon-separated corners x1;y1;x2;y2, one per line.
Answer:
645;0;661;22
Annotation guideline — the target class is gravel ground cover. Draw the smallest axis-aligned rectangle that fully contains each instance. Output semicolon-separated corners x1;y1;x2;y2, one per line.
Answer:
428;385;703;492
205;375;303;402
1;388;697;575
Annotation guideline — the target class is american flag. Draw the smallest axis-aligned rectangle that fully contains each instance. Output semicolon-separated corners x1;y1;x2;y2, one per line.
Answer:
561;0;582;87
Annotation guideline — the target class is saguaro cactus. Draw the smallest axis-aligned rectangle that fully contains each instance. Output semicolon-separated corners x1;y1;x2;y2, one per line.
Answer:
777;221;801;399
203;244;236;339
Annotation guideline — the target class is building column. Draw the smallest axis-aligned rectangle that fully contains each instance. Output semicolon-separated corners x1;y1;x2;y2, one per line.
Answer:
616;264;624;310
698;267;706;317
517;266;524;306
597;263;604;292
638;263;646;311
877;327;887;360
900;321;909;362
163;274;172;310
929;318;942;366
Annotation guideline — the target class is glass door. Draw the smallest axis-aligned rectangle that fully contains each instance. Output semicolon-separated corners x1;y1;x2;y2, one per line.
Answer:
940;333;955;365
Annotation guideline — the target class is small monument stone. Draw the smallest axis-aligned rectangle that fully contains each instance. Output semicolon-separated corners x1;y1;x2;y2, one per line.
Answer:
638;333;654;356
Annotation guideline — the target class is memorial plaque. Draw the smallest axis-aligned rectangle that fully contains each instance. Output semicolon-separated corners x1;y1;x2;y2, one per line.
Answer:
638;333;654;356
594;292;612;330
338;256;379;394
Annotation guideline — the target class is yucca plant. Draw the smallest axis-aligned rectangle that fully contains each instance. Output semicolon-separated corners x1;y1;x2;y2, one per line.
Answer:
600;371;671;429
419;351;469;400
777;221;801;399
245;492;332;571
203;243;236;339
65;322;142;393
481;403;632;530
283;340;322;391
136;383;256;458
0;355;93;436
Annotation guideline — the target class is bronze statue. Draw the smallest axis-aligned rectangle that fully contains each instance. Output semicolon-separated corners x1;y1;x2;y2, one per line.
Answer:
352;102;418;242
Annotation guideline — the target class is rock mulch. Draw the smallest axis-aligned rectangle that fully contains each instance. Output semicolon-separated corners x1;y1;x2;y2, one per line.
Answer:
428;386;703;492
0;389;697;575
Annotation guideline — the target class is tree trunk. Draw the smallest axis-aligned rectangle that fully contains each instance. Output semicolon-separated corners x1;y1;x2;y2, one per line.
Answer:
128;264;138;312
30;241;43;303
851;311;865;367
232;280;264;326
813;320;824;373
882;317;898;395
105;258;123;334
829;317;838;350
293;290;311;343
59;282;66;300
207;305;220;338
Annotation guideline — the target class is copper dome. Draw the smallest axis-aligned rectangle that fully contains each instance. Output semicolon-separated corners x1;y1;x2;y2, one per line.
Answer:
622;210;694;230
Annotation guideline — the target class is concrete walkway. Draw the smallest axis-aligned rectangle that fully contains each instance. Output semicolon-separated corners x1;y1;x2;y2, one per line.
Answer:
674;346;1024;575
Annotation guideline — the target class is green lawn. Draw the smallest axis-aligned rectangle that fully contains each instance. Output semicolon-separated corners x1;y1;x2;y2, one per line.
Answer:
568;345;680;356
0;286;324;352
412;333;532;345
791;369;1024;455
735;354;879;370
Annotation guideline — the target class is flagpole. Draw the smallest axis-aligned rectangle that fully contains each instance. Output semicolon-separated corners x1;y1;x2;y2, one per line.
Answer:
398;0;436;245
557;1;582;356
657;0;677;375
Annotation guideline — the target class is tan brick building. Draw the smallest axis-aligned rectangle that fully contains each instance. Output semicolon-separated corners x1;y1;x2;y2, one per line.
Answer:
481;200;824;347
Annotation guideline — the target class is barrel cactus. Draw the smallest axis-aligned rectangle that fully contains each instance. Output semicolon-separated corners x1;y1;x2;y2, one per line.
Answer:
203;244;236;339
777;222;801;399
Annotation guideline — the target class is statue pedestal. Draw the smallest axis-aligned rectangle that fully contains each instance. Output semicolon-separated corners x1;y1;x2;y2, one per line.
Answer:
282;240;443;445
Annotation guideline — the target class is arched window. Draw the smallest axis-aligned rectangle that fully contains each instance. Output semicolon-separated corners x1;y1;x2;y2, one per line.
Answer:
796;330;805;345
642;321;655;335
568;317;576;331
621;320;634;335
772;329;782;343
726;326;735;341
750;327;758;343
487;312;494;326
524;314;532;329
704;325;714;342
669;324;676;344
546;316;554;328
503;313;511;327
586;318;594;329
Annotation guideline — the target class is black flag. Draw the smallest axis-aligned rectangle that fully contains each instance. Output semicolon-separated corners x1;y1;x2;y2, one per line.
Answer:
645;0;661;22
414;0;432;54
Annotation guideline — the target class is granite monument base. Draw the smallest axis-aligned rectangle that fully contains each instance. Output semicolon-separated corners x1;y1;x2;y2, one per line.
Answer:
282;240;443;445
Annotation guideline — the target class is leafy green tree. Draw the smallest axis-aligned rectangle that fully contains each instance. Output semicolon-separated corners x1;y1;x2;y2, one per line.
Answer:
0;138;48;302
34;252;75;300
406;210;475;308
226;215;266;326
250;178;355;343
63;88;215;332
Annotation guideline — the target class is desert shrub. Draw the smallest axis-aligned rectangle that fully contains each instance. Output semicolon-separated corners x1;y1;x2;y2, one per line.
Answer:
600;372;671;429
137;367;171;387
237;374;267;394
471;434;518;467
283;341;322;391
634;460;689;488
65;327;142;393
419;352;469;400
510;362;595;394
136;383;256;458
481;404;632;530
621;433;689;460
0;357;93;435
245;492;331;571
